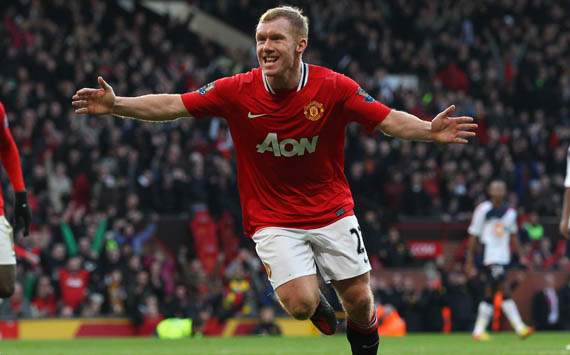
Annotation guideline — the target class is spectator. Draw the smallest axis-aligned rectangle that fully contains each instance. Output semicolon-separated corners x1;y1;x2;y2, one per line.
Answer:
81;293;104;317
532;274;561;330
164;284;195;319
403;172;431;216
221;250;260;319
59;257;89;313
0;282;32;319
106;269;127;316
126;270;153;325
379;227;412;267
45;151;72;213
559;274;570;330
253;306;282;336
399;277;423;332
521;212;544;244
31;276;57;318
446;271;474;331
137;295;165;336
43;242;67;281
418;276;446;332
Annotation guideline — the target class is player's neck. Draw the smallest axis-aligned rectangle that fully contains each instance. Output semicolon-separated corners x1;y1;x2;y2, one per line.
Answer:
266;61;302;92
491;200;503;208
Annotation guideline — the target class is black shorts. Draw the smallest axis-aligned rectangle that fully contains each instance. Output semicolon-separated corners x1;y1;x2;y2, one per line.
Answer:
483;264;507;288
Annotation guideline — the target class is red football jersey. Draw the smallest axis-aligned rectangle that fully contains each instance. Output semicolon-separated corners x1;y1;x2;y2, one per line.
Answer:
59;269;89;310
181;64;392;236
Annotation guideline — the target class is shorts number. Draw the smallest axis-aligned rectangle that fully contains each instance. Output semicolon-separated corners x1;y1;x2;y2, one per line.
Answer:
350;227;365;254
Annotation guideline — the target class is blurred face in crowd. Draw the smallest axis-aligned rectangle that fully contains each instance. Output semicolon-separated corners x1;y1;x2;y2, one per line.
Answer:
110;270;122;283
55;162;67;177
150;261;161;276
37;276;53;298
129;255;141;271
67;257;82;272
13;282;23;300
256;17;307;82
388;227;400;243
106;248;121;263
175;285;187;299
488;180;506;205
136;271;149;286
403;277;414;292
145;295;160;316
126;193;139;210
78;237;90;255
52;243;66;261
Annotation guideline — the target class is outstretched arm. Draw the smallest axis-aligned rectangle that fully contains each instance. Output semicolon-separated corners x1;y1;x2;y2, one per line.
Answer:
0;124;25;192
0;103;31;236
378;105;477;143
338;76;476;143
72;77;188;122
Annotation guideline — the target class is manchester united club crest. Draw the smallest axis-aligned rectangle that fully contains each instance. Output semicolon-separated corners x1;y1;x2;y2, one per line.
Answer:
304;101;325;121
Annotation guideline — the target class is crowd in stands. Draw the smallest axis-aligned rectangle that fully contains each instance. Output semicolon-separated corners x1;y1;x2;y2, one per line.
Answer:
0;0;569;333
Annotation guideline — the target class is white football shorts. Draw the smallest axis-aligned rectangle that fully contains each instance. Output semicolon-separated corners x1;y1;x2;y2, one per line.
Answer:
0;216;16;265
252;215;371;289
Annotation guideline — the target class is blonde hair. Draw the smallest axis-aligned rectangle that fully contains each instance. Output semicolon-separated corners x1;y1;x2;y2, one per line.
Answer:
258;6;309;38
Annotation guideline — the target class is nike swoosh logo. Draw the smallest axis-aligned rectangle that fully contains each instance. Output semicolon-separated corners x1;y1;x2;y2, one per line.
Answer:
248;112;269;119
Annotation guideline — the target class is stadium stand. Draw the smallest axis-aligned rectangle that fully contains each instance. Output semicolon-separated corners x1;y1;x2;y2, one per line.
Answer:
0;0;569;334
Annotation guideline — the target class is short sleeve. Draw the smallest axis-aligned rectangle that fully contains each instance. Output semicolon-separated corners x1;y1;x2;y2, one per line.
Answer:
564;147;570;188
180;75;238;119
0;102;7;129
338;74;392;133
467;204;485;237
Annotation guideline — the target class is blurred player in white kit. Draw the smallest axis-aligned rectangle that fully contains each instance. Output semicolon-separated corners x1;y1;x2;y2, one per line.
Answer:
466;180;533;341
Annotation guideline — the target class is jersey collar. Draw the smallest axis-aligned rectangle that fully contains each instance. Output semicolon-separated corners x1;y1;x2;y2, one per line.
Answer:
262;62;309;94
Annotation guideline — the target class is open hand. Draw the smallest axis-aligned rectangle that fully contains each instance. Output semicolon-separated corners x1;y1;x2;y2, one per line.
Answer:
72;76;115;115
431;105;477;144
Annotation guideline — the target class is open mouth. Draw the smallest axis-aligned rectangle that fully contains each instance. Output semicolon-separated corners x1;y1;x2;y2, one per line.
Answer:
263;55;279;64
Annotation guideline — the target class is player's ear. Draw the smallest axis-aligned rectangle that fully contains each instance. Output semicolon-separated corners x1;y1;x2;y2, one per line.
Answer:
296;37;308;54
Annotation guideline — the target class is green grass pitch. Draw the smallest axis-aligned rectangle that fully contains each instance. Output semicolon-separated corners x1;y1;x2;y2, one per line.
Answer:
0;333;569;355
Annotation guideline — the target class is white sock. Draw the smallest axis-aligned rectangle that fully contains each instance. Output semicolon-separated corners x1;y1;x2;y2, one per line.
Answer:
473;301;493;335
501;299;526;333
